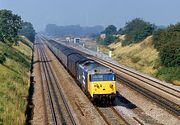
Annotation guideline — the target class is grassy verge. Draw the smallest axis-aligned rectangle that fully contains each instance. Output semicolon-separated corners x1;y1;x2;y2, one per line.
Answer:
101;36;160;74
0;38;32;125
99;36;180;85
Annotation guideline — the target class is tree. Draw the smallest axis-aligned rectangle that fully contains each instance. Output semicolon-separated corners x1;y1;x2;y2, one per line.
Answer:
122;18;155;45
19;22;36;42
0;9;22;45
101;35;116;45
117;28;124;35
102;25;117;35
153;23;180;67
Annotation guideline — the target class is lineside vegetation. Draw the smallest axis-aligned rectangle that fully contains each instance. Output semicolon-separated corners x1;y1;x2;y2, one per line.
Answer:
0;40;32;124
98;18;180;84
0;9;35;124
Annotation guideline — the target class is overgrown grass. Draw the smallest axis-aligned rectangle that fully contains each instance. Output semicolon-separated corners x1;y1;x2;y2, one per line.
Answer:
18;36;33;50
0;39;32;125
108;36;160;74
99;36;180;85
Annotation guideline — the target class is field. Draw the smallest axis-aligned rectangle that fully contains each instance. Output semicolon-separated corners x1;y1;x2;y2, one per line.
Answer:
0;37;32;125
99;36;180;85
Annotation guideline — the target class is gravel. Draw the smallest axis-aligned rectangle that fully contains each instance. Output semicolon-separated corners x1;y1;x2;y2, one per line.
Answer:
32;44;46;125
55;39;180;125
117;82;180;125
44;44;107;125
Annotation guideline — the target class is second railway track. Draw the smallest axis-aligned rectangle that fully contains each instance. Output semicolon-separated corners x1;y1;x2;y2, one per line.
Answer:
38;36;180;125
93;57;180;97
50;40;180;116
37;41;76;125
96;106;129;125
91;57;180;116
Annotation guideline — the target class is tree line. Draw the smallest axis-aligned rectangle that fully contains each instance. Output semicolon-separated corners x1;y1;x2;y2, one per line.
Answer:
0;9;36;64
45;24;104;37
99;18;155;46
98;18;180;67
0;9;35;45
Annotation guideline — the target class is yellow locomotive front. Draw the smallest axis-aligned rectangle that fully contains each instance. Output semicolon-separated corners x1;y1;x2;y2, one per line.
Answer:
77;60;116;103
88;73;116;101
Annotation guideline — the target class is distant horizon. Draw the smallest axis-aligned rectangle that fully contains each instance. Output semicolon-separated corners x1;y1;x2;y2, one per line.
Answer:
35;18;178;32
45;24;104;27
45;21;169;28
1;0;180;31
44;24;104;36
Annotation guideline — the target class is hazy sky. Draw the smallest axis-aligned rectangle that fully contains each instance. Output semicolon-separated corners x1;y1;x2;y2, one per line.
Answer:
1;0;180;31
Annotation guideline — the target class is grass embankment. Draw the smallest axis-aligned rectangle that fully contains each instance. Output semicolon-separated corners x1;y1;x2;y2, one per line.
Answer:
0;37;32;125
100;36;180;85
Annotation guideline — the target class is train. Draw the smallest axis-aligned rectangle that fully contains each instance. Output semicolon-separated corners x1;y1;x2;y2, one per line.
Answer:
46;39;116;103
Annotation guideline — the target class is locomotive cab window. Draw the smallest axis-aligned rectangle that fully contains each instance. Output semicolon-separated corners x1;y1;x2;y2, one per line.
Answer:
90;74;116;81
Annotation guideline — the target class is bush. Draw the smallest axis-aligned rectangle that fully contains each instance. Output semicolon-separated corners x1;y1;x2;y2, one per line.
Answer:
153;23;180;67
154;66;180;82
159;41;180;66
101;35;117;45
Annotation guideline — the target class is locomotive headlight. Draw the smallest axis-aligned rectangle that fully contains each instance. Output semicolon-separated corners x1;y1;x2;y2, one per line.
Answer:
110;84;114;88
97;84;100;88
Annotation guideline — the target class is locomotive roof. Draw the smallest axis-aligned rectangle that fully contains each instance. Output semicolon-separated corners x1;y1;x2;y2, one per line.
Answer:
68;53;88;63
79;60;112;74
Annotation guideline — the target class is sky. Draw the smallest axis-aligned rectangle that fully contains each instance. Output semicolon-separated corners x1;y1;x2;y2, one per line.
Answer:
0;0;180;31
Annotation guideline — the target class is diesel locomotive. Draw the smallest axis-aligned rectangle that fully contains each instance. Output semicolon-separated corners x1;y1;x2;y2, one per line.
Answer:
46;40;116;102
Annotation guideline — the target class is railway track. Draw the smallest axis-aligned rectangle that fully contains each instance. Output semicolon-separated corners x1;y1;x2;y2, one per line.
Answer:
93;57;180;96
92;57;180;116
48;39;180;116
38;36;134;125
36;41;76;125
95;107;129;125
40;36;180;123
